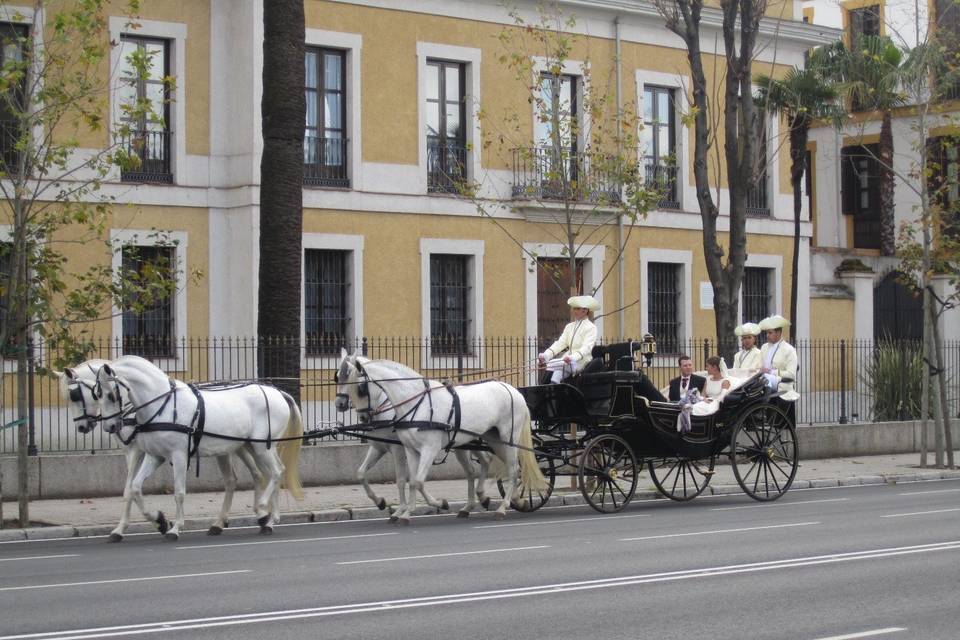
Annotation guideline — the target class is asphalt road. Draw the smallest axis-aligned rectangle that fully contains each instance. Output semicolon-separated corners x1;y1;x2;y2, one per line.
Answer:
1;480;959;640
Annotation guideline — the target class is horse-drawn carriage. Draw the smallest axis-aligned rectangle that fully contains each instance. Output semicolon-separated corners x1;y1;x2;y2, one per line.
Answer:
508;340;800;514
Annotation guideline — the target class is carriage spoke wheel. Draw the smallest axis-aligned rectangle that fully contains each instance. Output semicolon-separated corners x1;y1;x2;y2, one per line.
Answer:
577;434;637;513
730;404;798;501
497;447;556;512
648;455;716;502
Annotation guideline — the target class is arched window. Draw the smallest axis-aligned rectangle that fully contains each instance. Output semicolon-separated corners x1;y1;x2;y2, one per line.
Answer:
873;271;923;340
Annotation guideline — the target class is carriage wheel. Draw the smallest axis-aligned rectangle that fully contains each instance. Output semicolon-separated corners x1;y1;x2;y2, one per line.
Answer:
577;434;638;513
730;404;798;501
496;449;556;512
648;455;716;502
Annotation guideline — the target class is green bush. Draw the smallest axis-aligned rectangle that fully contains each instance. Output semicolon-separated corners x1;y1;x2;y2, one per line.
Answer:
860;341;924;421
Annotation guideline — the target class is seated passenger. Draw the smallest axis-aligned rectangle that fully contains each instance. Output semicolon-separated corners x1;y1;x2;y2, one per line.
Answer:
677;356;734;433
538;295;599;383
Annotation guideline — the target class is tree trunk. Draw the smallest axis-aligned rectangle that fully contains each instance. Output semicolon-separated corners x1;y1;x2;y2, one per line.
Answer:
929;299;955;468
258;0;305;403
879;110;896;256
789;120;808;334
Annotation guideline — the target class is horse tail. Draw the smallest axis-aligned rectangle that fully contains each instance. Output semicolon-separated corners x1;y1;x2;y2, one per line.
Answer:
516;407;548;494
278;391;305;501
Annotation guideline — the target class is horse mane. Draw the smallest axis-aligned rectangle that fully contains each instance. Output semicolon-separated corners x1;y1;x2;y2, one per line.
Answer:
366;358;422;380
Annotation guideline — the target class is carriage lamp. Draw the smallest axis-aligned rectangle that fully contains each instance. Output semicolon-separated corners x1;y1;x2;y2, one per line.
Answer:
641;333;657;367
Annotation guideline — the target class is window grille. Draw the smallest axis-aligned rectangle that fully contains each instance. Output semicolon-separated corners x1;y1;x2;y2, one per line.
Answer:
743;267;772;327
430;254;471;355
426;60;467;192
121;245;175;358
647;262;681;354
118;35;173;183
642;86;678;209
305;249;349;355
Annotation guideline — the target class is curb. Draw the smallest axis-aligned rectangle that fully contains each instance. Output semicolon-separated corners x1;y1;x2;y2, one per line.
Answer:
3;470;960;541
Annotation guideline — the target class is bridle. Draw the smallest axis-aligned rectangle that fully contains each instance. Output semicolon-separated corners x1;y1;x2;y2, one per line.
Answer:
335;362;374;419
68;380;101;433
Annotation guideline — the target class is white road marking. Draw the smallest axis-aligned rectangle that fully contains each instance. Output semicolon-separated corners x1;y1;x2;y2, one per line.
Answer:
811;627;906;640
880;507;960;518
176;531;397;549
336;545;549;565
0;569;250;593
474;513;652;528
897;488;960;496
0;554;79;563
711;498;849;511
620;521;820;541
2;541;957;639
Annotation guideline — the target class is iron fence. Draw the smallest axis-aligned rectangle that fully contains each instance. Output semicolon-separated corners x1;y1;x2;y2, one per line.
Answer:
1;336;957;454
511;147;621;204
119;129;173;184
303;135;349;188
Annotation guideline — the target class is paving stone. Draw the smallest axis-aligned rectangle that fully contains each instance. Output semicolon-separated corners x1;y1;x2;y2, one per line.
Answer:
838;477;862;486
75;524;118;537
884;473;919;483
311;509;351;522
858;475;886;485
562;494;587;506
282;511;313;524
24;525;76;540
349;506;389;520
808;478;840;488
0;529;26;541
709;484;741;495
789;479;812;489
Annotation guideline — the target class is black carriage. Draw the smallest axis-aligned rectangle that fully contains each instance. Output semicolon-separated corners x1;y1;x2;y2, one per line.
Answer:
508;341;799;513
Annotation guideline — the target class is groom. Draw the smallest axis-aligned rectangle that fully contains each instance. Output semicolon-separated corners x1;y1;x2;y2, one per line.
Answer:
667;355;706;401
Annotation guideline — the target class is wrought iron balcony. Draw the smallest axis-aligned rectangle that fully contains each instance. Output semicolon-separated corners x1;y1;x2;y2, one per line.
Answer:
644;161;680;210
511;147;621;204
304;135;350;188
746;178;769;216
427;140;467;194
119;129;173;184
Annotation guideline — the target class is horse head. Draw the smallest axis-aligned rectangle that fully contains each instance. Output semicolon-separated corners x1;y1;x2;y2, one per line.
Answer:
94;363;131;434
59;365;103;434
335;348;369;418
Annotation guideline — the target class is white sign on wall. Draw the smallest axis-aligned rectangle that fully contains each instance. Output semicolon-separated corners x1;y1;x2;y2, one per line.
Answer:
700;281;714;309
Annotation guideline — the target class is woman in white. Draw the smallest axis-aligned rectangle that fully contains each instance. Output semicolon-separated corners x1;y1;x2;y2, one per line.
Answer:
730;322;762;372
538;295;599;383
677;356;733;433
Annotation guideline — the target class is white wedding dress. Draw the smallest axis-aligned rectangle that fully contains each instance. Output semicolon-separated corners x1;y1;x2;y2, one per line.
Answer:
690;376;730;416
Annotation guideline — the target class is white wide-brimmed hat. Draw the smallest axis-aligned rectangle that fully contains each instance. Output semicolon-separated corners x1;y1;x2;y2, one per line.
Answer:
567;295;600;311
759;314;790;331
735;322;761;337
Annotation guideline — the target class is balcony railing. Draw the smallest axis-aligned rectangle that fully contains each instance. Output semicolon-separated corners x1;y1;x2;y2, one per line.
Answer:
304;135;349;188
427;140;467;194
511;147;621;204
644;161;679;209
119;129;173;184
746;177;769;216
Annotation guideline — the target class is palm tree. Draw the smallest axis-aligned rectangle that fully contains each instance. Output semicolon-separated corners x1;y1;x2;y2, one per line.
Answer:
258;0;305;402
755;50;844;331
839;35;906;256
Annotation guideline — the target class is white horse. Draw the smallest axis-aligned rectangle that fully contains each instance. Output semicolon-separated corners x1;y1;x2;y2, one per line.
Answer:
93;355;304;540
335;351;546;522
59;360;268;541
337;356;493;519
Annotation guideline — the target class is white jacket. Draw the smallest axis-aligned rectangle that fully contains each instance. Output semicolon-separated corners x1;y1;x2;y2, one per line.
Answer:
542;319;597;363
759;340;799;401
731;347;762;371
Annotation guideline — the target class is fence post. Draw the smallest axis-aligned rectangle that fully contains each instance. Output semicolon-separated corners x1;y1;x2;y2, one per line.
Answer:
361;336;368;357
457;335;464;382
27;339;37;456
702;338;710;365
839;339;848;424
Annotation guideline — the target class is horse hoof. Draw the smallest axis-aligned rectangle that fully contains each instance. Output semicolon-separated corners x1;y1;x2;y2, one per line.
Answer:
163;531;179;542
494;512;506;521
257;514;271;528
377;498;387;510
222;520;230;529
259;525;273;536
440;499;450;511
208;526;223;536
107;533;124;543
389;515;399;523
456;510;470;519
155;512;169;535
480;496;492;510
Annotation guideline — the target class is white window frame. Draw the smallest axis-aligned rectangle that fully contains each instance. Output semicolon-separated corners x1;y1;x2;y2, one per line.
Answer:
305;28;362;189
639;247;692;364
108;17;187;184
740;254;783;323
416;42;481;195
636;70;690;211
110;229;188;367
420;238;484;368
531;56;590;155
522;242;606;340
301;233;364;370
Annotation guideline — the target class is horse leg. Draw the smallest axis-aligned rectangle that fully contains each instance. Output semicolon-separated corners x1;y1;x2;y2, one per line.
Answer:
164;450;189;541
358;443;390;511
402;440;443;525
393;445;423;523
491;443;519;520
251;448;284;534
235;444;267;526
109;446;145;542
475;451;493;510
391;444;408;515
209;455;237;536
130;453;167;535
454;449;478;517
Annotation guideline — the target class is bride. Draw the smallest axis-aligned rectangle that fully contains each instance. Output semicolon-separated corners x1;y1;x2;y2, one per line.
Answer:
677;356;735;433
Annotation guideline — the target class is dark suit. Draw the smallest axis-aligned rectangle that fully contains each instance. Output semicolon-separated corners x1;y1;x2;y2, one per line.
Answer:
668;374;706;401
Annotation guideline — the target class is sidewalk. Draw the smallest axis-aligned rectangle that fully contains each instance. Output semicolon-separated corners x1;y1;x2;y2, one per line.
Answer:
2;452;959;541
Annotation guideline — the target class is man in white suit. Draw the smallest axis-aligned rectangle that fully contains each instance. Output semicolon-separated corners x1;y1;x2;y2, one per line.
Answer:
731;322;762;371
538;295;599;383
758;314;799;402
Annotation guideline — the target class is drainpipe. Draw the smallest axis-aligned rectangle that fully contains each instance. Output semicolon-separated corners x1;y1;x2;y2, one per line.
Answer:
615;15;625;340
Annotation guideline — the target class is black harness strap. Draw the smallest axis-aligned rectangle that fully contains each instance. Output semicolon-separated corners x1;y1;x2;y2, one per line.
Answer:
442;380;462;452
